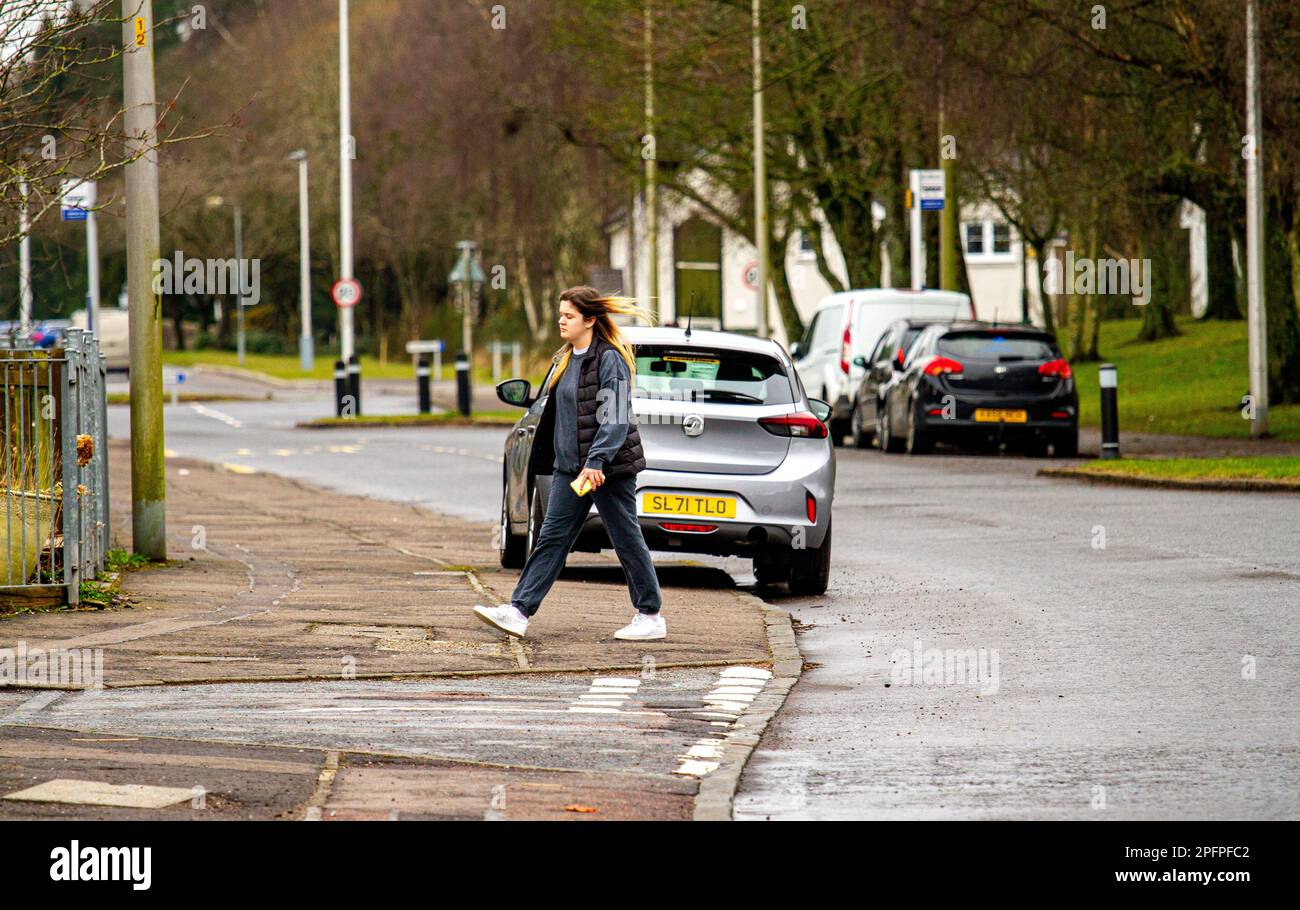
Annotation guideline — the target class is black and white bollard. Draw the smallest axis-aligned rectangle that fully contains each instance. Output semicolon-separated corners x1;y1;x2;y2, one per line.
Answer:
456;350;472;417
333;359;348;417
347;354;362;417
417;354;432;414
1099;363;1119;460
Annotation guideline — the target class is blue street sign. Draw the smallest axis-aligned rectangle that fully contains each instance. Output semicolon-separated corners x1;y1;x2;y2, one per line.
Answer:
62;208;88;221
920;199;945;211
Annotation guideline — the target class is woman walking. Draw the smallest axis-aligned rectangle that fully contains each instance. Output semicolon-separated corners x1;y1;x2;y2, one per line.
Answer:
474;286;666;641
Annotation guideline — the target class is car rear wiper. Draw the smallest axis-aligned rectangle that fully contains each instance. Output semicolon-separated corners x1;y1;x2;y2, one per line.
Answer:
698;389;764;403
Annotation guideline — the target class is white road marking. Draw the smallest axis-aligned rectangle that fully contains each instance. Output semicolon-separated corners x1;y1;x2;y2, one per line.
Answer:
674;666;773;778
190;404;243;428
568;676;641;714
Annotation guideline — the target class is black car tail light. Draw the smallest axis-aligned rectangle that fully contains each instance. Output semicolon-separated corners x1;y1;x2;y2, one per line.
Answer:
922;356;964;377
1038;358;1073;380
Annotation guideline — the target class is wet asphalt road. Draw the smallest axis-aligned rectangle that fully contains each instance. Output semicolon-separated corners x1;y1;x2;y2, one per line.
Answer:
103;378;1299;819
735;449;1299;820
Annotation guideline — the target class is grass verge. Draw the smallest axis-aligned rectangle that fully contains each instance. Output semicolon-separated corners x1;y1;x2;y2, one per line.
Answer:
1072;318;1300;440
1046;456;1300;491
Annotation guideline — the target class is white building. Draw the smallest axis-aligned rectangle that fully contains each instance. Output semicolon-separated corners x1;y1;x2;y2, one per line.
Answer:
604;169;1046;342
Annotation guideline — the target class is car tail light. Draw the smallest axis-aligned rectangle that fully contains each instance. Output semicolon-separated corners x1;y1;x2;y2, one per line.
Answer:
660;522;717;533
922;356;964;377
839;324;852;374
1038;358;1073;380
805;491;816;523
927;407;945;416
1051;410;1071;419
759;412;829;438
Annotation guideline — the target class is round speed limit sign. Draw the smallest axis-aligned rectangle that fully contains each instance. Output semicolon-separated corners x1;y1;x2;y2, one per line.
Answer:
332;278;362;308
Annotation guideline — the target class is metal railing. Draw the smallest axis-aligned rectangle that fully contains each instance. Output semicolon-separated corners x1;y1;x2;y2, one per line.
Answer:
0;329;108;606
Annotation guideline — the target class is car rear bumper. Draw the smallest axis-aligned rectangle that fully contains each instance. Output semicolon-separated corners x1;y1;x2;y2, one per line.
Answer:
573;443;834;557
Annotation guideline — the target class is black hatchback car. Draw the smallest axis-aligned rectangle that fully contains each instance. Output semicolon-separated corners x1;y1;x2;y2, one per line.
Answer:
877;322;1078;457
848;317;956;448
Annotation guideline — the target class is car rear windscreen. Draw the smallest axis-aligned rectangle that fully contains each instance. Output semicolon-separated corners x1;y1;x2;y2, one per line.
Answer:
938;332;1058;361
634;346;795;405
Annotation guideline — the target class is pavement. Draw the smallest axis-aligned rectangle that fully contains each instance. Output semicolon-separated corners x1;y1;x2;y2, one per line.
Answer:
0;440;799;820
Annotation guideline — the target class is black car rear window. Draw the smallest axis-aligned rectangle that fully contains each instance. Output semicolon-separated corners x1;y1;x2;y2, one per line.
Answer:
633;346;795;405
938;332;1058;361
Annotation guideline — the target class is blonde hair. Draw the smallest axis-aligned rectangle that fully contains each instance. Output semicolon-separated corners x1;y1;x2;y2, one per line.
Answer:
546;286;656;390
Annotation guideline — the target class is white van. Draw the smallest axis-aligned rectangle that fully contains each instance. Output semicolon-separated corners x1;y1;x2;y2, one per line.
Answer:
71;307;130;371
790;288;973;444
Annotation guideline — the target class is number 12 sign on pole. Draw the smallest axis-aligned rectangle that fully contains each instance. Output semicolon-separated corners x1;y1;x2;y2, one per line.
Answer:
332;277;362;308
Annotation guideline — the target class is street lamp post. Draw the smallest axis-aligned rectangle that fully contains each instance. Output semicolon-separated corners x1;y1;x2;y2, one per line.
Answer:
290;149;313;372
338;0;355;364
751;0;768;338
449;240;484;417
1245;0;1269;437
206;195;246;365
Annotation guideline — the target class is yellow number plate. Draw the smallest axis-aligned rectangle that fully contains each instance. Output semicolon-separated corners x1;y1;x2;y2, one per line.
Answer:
640;493;736;518
974;408;1028;423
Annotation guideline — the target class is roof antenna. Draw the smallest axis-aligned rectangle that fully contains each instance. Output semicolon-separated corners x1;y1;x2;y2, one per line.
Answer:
684;291;695;340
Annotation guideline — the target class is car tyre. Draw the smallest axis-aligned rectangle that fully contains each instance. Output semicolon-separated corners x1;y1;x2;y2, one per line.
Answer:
753;549;790;589
789;519;831;596
850;403;873;449
1051;429;1079;458
905;401;934;455
878;405;905;453
499;483;528;569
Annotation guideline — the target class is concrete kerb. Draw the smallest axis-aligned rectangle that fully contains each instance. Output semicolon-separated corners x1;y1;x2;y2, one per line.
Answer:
693;593;803;822
1040;466;1300;493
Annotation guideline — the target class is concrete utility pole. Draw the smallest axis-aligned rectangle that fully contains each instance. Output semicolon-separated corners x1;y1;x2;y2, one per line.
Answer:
122;0;165;559
643;0;658;320
1244;0;1269;437
752;0;768;338
290;150;313;371
18;177;31;333
338;0;356;364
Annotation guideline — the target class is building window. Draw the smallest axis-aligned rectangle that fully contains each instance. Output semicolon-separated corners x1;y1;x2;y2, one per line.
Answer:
992;222;1011;254
964;223;984;255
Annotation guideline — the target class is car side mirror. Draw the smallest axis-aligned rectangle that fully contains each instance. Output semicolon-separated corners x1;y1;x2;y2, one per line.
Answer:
808;398;832;423
851;355;868;369
789;341;803;360
497;378;532;408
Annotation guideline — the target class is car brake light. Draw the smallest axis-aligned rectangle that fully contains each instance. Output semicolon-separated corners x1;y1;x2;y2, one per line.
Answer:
922;356;964;377
660;522;717;533
1038;358;1073;380
1051;410;1071;419
927;407;944;416
805;491;816;523
759;412;829;439
840;324;852;374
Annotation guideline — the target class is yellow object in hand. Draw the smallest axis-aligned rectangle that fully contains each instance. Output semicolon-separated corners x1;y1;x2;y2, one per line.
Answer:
570;475;594;496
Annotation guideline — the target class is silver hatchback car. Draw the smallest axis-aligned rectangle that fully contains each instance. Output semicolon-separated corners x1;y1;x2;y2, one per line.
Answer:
495;327;836;594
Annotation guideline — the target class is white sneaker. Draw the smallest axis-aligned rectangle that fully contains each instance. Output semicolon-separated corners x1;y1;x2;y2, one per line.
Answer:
614;612;666;641
474;603;529;638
